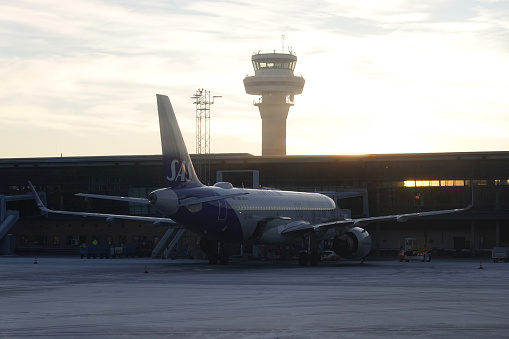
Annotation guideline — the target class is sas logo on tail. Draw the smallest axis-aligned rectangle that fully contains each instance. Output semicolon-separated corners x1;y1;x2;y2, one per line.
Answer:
167;159;192;182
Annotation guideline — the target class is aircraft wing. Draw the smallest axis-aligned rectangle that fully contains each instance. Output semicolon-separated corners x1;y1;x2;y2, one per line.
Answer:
76;193;149;204
281;198;474;235
28;181;176;225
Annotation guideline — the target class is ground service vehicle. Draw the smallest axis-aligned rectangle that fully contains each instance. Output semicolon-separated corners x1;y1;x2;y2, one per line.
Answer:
321;250;339;261
399;237;431;262
492;247;509;263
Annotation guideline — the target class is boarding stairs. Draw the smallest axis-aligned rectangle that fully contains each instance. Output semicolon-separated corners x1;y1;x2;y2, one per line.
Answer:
151;227;187;259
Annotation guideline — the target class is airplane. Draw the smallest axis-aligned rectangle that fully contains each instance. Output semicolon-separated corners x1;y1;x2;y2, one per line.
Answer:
29;94;473;266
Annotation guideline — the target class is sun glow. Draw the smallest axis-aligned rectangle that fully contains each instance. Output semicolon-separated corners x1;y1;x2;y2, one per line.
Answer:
404;180;466;187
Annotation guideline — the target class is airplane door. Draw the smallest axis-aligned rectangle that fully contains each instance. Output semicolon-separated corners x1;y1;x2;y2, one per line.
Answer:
218;199;227;221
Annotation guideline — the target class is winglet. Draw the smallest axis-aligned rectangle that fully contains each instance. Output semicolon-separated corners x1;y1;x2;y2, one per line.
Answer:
28;181;49;213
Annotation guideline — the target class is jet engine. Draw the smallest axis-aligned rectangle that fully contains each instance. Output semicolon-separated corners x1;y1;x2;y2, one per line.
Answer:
333;227;371;260
148;188;180;216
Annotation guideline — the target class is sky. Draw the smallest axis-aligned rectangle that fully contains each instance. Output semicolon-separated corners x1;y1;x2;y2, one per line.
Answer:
1;0;509;158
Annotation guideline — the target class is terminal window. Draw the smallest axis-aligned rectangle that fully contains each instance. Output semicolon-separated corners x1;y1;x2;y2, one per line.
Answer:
404;180;466;187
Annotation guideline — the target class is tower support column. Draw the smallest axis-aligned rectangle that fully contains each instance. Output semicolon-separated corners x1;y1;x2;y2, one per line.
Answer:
256;94;292;156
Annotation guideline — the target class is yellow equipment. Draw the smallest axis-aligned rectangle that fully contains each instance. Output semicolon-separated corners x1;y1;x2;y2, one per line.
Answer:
398;237;431;262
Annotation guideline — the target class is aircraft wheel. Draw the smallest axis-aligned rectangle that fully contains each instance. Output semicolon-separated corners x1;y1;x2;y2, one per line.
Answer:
208;256;218;265
219;251;230;265
200;238;219;265
298;251;308;266
310;251;320;266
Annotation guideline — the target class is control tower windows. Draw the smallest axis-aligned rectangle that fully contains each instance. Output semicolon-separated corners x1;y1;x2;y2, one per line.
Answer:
252;60;296;71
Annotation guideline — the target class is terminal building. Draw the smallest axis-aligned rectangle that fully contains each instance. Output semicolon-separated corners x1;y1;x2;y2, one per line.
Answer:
1;50;508;258
1;151;509;258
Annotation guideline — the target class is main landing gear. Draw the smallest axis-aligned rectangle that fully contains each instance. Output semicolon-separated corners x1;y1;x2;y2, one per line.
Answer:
298;232;320;266
200;238;230;265
298;249;320;266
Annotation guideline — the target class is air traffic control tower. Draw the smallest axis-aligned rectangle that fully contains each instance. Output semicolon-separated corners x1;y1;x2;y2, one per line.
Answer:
243;51;305;155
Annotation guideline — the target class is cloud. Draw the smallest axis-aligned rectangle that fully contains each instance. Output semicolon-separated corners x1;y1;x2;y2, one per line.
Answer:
1;0;509;158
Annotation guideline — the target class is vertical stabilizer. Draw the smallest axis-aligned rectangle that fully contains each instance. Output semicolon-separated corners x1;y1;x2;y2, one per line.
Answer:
156;94;203;188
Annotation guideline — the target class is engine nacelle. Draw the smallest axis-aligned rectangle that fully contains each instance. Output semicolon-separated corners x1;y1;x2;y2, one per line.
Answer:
333;227;372;260
148;188;179;216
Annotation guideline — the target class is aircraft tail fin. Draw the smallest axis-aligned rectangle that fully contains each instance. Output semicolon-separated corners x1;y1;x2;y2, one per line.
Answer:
156;94;203;188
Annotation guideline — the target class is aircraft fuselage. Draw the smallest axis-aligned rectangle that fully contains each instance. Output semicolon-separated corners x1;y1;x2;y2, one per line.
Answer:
149;184;338;245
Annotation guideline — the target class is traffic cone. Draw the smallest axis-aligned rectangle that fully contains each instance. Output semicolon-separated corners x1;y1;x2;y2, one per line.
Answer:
479;261;484;269
144;265;149;273
33;257;38;264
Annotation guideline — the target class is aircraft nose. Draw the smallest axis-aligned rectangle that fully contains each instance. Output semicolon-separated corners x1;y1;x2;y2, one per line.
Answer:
148;188;179;216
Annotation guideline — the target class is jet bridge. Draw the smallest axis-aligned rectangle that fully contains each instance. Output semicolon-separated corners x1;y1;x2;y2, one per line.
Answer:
1;193;37;255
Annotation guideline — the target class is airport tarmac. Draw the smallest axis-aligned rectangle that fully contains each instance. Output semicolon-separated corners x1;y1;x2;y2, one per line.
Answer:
1;256;508;338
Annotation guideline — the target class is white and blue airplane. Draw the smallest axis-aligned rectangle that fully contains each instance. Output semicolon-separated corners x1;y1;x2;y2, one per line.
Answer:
29;94;473;265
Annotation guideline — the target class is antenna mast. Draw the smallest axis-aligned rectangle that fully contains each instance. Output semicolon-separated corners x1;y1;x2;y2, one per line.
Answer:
191;89;221;184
